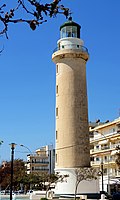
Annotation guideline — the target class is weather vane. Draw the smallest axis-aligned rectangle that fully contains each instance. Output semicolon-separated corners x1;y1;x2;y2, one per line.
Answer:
68;11;73;21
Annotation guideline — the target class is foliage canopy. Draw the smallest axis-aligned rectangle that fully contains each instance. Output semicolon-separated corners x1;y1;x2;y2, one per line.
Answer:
0;0;70;39
0;159;68;192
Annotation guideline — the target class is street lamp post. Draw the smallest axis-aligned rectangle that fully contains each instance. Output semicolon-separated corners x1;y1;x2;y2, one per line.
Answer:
101;160;104;192
101;136;111;194
20;144;32;154
20;144;32;173
0;140;3;196
20;144;33;191
49;150;51;175
10;143;16;200
95;131;111;194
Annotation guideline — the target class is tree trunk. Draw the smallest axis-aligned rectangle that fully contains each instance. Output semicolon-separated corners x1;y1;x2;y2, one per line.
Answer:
74;182;79;200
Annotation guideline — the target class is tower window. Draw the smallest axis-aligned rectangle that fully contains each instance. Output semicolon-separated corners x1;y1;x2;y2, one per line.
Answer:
56;153;58;163
56;65;59;74
56;107;58;117
56;85;58;94
56;130;58;140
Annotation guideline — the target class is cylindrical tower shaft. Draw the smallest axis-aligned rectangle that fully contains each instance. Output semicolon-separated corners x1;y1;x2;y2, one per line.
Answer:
52;48;90;169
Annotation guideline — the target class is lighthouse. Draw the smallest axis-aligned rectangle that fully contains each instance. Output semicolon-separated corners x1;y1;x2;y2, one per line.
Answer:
52;18;99;195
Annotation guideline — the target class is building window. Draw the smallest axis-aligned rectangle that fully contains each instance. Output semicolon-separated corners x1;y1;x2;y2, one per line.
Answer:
109;155;113;161
96;157;99;161
56;107;58;117
104;156;107;162
109;128;115;133
90;157;94;161
56;85;58;94
56;65;58;74
103;168;107;175
96;145;99;149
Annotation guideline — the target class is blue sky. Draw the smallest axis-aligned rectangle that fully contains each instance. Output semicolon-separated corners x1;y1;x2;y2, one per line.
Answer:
0;0;120;162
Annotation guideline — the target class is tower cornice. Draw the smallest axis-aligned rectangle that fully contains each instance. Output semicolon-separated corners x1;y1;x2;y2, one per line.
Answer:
52;49;89;63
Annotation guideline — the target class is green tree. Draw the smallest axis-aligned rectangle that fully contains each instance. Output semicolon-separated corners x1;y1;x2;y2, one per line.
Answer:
0;159;26;191
0;159;69;193
0;161;11;190
37;172;68;197
0;0;70;38
12;159;27;190
26;172;43;191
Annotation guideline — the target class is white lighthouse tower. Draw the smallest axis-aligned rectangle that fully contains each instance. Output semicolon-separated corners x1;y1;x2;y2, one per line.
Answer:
52;18;99;196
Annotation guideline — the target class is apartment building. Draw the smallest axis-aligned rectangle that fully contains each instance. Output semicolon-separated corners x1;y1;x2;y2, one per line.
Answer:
27;145;55;175
90;117;120;194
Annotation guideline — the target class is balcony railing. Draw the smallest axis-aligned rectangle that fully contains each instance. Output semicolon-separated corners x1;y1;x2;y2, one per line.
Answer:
90;130;120;142
27;154;48;159
90;144;119;154
27;161;49;164
91;158;115;166
33;168;49;171
53;44;89;54
101;146;110;150
90;147;110;153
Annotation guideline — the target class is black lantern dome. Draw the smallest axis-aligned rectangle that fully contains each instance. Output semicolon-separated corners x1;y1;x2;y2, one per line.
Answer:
60;17;81;39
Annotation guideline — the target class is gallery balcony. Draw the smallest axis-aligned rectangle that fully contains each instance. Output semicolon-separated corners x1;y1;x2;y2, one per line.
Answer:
53;44;89;54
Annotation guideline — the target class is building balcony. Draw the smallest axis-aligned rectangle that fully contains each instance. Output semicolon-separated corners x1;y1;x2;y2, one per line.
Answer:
31;163;49;167
90;147;111;154
90;145;117;154
27;160;49;163
91;159;115;167
32;161;49;164
33;168;49;172
28;154;48;158
90;130;120;143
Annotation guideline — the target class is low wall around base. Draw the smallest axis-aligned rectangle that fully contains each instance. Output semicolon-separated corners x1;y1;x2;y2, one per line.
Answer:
55;168;100;195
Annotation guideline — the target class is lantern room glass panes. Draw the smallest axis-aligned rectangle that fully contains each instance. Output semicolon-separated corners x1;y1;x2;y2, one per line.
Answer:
61;26;77;38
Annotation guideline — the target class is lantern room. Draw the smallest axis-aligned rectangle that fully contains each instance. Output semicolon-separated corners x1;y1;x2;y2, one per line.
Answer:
60;17;81;39
57;18;85;51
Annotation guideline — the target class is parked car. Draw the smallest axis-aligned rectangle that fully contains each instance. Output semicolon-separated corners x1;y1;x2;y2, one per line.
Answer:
13;191;24;195
100;191;112;200
112;192;120;200
0;190;6;195
27;190;33;194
